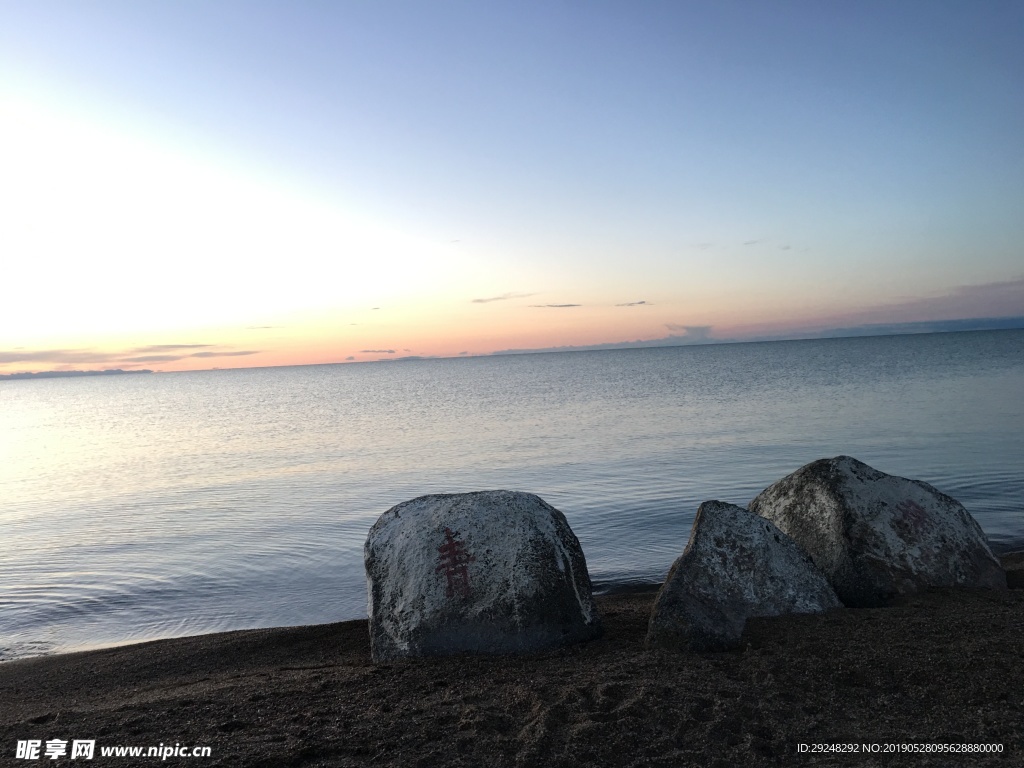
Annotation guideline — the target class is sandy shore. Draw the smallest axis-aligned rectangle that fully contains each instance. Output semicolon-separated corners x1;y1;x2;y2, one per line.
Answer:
3;587;1023;767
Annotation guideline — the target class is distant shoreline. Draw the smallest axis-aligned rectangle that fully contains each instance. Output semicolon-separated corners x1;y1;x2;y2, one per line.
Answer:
3;325;1021;377
0;368;153;381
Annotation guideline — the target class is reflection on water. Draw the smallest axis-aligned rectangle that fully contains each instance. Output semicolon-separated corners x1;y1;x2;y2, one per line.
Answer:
1;329;1023;659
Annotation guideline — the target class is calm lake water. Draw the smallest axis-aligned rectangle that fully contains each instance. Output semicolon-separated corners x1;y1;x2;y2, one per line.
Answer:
2;330;1023;660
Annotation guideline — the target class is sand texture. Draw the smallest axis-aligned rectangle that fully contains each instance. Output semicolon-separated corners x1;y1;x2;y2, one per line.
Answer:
2;589;1023;767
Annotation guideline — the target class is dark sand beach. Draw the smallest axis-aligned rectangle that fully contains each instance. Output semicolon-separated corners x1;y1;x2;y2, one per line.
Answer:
3;585;1023;767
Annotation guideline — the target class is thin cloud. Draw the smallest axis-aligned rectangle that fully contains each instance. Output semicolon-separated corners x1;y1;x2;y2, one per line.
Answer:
805;277;1024;327
1;345;261;367
345;356;355;361
664;324;713;341
124;350;260;363
360;349;395;354
131;344;214;353
0;349;121;365
743;240;760;246
718;277;1024;341
245;326;279;330
190;350;260;358
472;292;535;304
122;355;189;363
529;304;581;308
615;301;651;307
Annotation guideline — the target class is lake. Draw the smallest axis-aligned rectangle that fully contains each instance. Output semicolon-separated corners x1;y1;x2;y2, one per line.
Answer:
2;329;1022;660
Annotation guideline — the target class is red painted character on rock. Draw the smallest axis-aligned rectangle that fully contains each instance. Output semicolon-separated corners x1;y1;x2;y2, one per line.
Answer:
436;527;475;598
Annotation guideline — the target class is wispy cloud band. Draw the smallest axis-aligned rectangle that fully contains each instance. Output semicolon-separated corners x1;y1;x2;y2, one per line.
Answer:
471;292;535;304
0;344;260;368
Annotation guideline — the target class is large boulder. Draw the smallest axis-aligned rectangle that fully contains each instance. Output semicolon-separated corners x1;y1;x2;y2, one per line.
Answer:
364;490;601;661
646;500;841;652
749;456;1006;607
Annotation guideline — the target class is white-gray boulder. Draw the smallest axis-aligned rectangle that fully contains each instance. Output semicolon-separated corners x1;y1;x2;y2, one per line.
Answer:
749;456;1007;607
646;500;841;652
364;490;601;662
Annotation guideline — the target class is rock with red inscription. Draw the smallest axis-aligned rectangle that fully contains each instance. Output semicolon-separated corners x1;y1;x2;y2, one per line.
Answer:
364;490;601;662
749;456;1006;607
646;501;841;652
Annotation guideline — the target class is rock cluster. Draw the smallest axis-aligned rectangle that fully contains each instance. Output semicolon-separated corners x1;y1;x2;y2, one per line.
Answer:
364;457;1007;659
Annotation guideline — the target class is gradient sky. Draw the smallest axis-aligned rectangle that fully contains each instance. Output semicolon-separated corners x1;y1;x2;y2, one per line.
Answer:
2;0;1022;373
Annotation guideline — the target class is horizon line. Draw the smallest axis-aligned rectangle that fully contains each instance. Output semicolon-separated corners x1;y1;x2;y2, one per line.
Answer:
6;318;1022;379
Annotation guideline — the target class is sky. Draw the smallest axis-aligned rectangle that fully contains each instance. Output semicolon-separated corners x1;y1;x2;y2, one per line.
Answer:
1;0;1022;373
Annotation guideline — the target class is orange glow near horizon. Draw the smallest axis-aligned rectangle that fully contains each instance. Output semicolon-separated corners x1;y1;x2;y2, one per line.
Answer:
3;274;1024;377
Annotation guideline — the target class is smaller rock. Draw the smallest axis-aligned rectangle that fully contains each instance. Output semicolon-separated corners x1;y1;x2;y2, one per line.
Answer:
646;500;841;652
1001;551;1024;590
